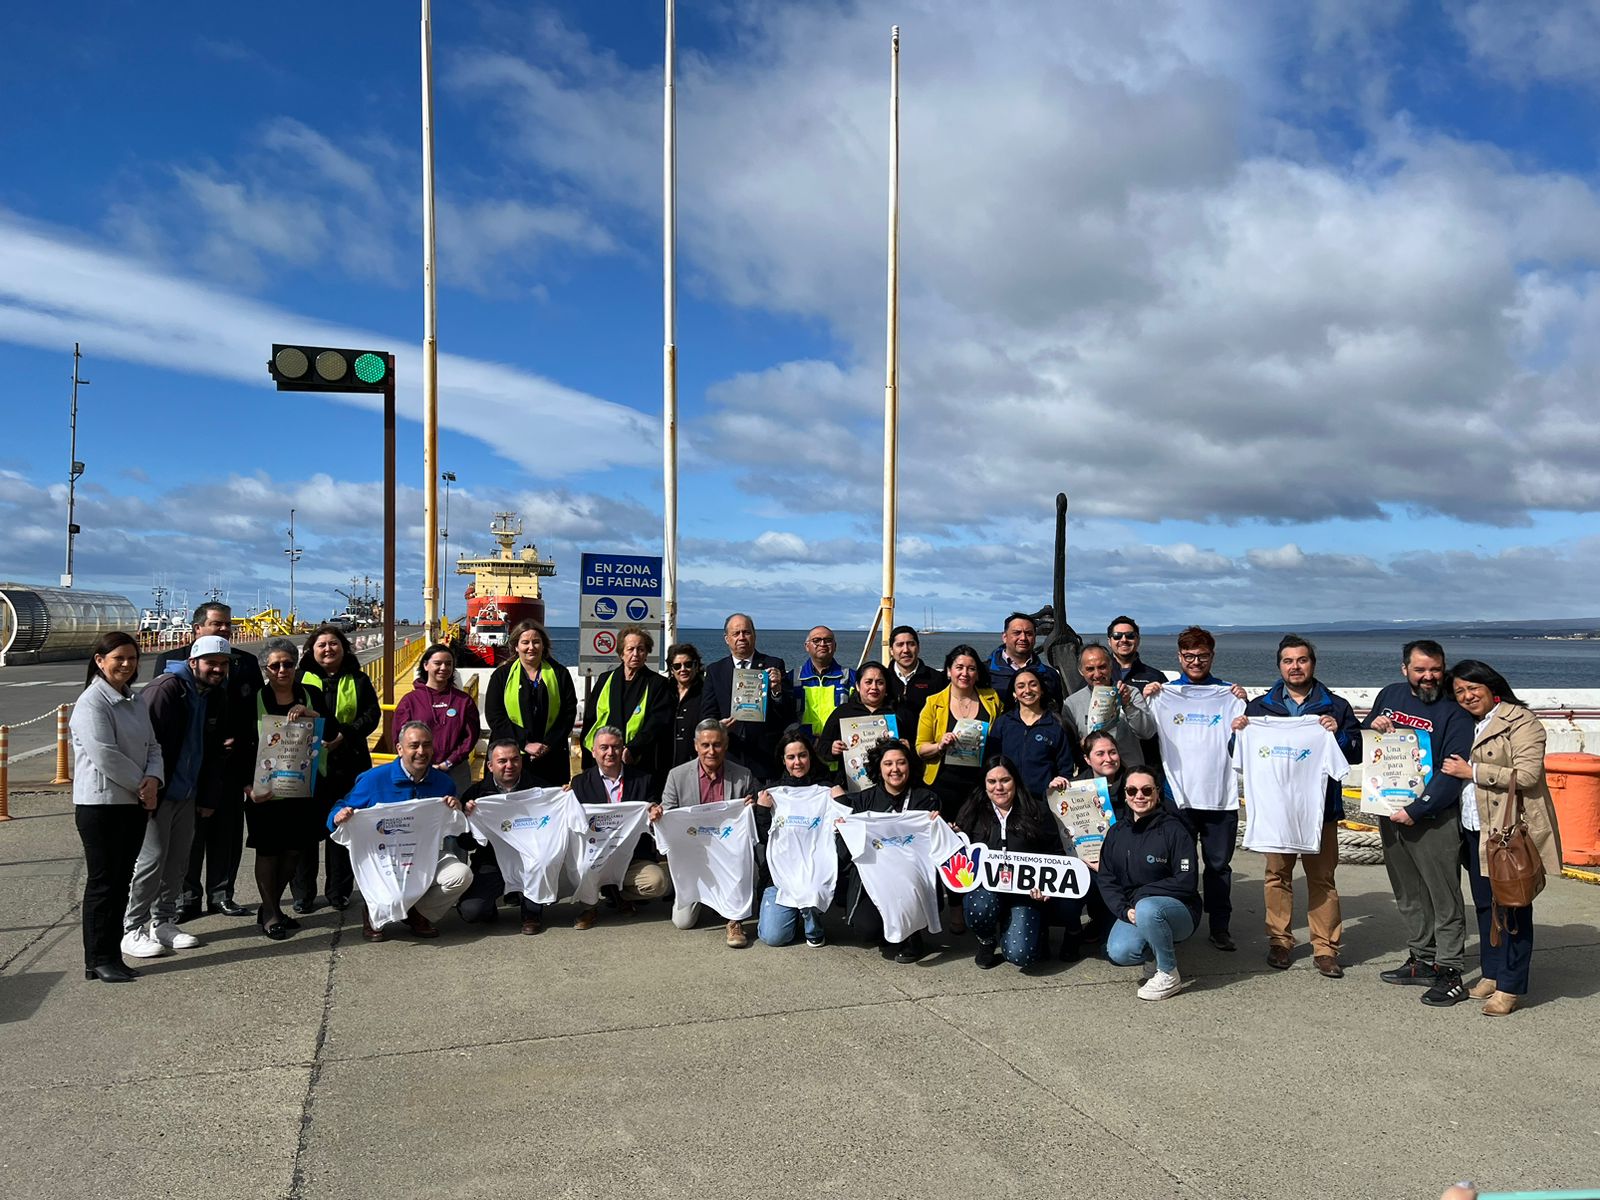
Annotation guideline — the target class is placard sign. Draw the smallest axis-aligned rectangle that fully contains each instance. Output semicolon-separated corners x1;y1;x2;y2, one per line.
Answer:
936;844;1090;899
579;552;663;676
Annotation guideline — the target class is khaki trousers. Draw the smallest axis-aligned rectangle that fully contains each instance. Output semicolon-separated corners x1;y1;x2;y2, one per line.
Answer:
1263;820;1341;956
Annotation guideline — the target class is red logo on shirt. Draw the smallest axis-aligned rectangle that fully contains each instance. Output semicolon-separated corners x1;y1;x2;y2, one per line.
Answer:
1385;711;1433;733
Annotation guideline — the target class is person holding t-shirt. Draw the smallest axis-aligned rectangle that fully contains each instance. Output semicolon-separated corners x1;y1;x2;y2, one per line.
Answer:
1364;639;1474;1008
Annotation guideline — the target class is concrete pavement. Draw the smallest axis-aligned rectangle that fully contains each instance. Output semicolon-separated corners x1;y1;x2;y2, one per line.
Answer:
1;783;1597;1200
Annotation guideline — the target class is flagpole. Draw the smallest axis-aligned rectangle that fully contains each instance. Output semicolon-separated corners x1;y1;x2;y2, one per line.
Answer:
662;0;680;656
878;26;901;666
420;0;441;643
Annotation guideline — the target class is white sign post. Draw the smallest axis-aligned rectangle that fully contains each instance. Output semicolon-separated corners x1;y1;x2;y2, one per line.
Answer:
579;552;664;676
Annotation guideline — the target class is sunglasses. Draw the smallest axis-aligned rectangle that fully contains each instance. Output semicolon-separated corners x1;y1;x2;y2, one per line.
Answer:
265;662;296;672
1123;785;1158;797
1109;631;1137;641
670;662;696;671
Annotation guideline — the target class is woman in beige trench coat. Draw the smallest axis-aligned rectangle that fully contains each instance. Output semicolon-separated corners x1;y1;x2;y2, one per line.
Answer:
1440;660;1563;1016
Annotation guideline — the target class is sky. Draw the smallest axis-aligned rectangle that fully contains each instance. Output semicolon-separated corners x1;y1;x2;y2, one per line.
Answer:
4;0;1600;636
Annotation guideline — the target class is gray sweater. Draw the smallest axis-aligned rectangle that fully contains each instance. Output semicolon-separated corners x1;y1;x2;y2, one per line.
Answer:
69;677;164;806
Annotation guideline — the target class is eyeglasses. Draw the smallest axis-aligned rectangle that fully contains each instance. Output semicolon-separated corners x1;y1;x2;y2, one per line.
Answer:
1109;631;1137;641
1178;652;1213;663
808;637;835;645
670;662;696;672
265;662;295;672
1124;785;1158;797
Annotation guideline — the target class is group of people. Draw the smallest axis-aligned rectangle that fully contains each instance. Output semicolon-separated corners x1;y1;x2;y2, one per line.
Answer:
68;605;1564;1016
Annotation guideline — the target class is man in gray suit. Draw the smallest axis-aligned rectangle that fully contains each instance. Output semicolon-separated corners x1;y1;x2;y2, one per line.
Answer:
650;720;756;945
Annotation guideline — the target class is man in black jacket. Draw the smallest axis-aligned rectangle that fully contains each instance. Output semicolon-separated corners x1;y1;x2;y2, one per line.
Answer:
885;625;942;740
1233;635;1361;978
700;613;789;781
456;740;542;933
156;602;261;920
568;726;668;928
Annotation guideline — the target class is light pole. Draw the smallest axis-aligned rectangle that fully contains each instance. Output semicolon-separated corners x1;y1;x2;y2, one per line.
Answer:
284;508;302;626
440;471;456;621
62;343;90;588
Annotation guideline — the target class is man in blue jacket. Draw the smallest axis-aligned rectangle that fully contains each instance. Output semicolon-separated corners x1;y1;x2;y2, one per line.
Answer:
1233;636;1360;978
1363;639;1474;1007
987;612;1064;708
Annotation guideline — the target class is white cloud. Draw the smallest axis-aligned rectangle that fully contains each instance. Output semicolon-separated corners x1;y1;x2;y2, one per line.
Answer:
1452;0;1600;87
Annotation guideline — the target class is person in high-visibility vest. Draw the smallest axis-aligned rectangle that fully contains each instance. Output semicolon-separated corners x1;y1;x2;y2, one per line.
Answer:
794;626;855;765
485;618;577;787
580;625;672;794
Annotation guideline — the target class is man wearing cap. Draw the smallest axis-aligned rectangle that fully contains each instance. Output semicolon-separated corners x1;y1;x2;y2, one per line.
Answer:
121;635;233;960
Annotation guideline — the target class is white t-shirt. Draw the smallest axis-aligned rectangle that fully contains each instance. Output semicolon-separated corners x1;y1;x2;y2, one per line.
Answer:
465;788;587;905
1233;716;1350;854
330;796;468;927
652;799;757;920
765;785;851;912
837;810;967;943
564;801;651;905
1150;685;1247;811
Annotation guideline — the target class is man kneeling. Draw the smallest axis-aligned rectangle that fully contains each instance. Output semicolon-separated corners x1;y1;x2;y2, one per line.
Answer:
330;721;472;942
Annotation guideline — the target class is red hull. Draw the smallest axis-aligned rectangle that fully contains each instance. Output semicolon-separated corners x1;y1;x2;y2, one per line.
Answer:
464;594;546;667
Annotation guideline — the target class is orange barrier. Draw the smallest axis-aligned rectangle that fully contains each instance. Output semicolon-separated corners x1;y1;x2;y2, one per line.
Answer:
51;705;71;786
1547;752;1600;866
0;725;11;821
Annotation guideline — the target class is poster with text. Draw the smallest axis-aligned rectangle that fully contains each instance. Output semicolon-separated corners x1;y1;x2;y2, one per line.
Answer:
840;714;898;792
1359;730;1432;818
945;718;989;770
731;668;769;723
252;714;324;800
1047;777;1116;865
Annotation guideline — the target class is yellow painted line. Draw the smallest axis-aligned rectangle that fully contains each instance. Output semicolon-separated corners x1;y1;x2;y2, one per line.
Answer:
1562;867;1600;885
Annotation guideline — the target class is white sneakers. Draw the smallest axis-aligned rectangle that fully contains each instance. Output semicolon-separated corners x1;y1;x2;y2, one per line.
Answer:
153;921;202;949
1138;969;1185;1001
120;924;172;959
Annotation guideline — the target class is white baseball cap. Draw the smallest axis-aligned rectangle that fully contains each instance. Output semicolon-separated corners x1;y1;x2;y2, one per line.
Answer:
189;634;232;660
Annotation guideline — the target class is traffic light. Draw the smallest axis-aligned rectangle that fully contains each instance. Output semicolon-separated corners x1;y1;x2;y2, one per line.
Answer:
269;344;391;393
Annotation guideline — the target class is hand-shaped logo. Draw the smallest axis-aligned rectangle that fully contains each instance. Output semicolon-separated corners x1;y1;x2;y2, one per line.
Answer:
938;844;983;892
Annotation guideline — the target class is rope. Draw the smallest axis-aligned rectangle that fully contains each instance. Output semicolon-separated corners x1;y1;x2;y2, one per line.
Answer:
1338;825;1384;865
4;704;72;729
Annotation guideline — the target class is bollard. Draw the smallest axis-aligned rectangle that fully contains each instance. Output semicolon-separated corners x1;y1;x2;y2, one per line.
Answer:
51;704;72;786
0;724;11;821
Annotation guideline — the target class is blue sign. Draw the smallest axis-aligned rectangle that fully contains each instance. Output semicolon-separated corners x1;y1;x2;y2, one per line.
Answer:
625;597;650;620
592;597;617;620
581;553;663;595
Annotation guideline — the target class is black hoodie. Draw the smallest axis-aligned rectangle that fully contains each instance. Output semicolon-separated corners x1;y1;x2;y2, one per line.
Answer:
1096;805;1201;927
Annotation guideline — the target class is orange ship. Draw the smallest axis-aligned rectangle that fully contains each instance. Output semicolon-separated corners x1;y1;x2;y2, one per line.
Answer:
456;512;556;667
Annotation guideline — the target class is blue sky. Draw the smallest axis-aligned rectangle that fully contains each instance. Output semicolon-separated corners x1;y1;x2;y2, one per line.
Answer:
3;0;1600;635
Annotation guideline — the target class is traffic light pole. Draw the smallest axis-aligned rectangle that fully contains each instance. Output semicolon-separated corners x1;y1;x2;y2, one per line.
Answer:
383;356;397;750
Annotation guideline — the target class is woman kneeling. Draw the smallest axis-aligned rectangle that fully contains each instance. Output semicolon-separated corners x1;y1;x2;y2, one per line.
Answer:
1098;767;1201;1001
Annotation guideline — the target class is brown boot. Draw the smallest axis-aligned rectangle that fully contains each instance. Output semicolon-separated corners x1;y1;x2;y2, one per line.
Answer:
1468;977;1498;1000
404;908;440;938
361;910;387;943
1481;990;1520;1016
573;908;598;931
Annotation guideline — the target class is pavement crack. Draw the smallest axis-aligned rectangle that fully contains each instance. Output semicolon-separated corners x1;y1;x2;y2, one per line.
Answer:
287;912;346;1199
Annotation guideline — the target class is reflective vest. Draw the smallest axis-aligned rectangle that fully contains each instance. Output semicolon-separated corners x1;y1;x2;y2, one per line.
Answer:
504;661;561;737
301;671;358;776
797;662;854;741
583;670;651;752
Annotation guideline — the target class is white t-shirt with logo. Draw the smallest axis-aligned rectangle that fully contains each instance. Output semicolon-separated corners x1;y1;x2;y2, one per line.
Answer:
330;796;468;927
652;799;757;920
837;810;967;943
1150;685;1247;811
564;801;651;906
765;785;851;912
465;788;587;905
1233;716;1350;854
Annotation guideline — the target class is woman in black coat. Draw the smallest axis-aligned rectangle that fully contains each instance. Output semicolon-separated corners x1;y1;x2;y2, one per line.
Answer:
484;618;577;787
665;642;705;769
954;755;1059;972
840;738;941;964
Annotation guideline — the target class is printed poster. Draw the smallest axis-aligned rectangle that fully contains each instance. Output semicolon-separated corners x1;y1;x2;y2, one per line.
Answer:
252;714;324;800
1359;730;1432;819
945;717;988;770
731;667;769;723
1086;686;1120;732
840;713;898;792
1047;778;1116;865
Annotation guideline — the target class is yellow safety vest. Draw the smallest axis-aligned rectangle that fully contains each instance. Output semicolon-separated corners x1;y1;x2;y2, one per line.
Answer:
301;671;358;776
504;661;561;737
584;670;651;752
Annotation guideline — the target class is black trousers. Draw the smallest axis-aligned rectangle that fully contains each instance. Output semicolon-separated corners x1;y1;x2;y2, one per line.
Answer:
290;838;354;907
181;799;244;908
76;805;148;969
1180;808;1238;936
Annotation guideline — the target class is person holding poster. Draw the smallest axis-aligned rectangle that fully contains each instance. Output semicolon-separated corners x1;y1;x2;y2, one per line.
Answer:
701;613;789;780
992;666;1079;800
819;663;899;791
1143;626;1248;952
917;645;1002;933
568;726;668;928
248;637;324;940
1065;643;1156;769
955;757;1060;971
1055;730;1127;958
485;619;578;788
1098;768;1202;1001
329;722;472;942
1364;640;1474;1007
1232;636;1360;977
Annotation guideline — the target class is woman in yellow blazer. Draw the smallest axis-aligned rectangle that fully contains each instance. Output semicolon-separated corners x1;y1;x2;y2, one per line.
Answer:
1440;660;1562;1016
915;643;1003;821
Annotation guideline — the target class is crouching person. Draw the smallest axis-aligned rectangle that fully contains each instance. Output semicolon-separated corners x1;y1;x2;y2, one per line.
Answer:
330;721;472;942
1098;767;1201;1001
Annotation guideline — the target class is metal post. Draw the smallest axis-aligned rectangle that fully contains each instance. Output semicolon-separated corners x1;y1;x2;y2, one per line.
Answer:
442;471;455;622
662;0;680;655
63;343;89;588
285;509;302;628
878;27;901;665
51;704;71;785
0;725;11;821
420;0;441;644
383;356;397;747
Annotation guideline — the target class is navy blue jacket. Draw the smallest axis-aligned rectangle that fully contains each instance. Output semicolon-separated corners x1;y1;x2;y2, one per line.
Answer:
985;648;1064;709
1244;680;1361;823
1363;683;1473;821
991;709;1080;801
1096;805;1202;927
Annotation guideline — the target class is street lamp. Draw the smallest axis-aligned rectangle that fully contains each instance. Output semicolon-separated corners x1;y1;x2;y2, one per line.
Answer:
62;343;90;588
440;471;456;616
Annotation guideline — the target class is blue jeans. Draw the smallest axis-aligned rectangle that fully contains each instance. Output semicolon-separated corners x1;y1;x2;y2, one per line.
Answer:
1105;896;1196;974
1462;828;1533;995
757;886;823;946
962;887;1044;967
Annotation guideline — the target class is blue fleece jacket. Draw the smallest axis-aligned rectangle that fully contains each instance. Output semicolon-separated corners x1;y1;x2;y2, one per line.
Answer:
1363;682;1473;821
1245;680;1361;822
328;758;456;831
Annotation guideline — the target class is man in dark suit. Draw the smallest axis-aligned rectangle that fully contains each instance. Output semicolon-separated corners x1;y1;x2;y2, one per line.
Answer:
455;739;543;933
568;726;668;928
700;612;789;781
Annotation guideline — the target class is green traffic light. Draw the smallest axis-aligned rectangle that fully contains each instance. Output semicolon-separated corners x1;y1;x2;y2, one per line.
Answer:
354;353;387;384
